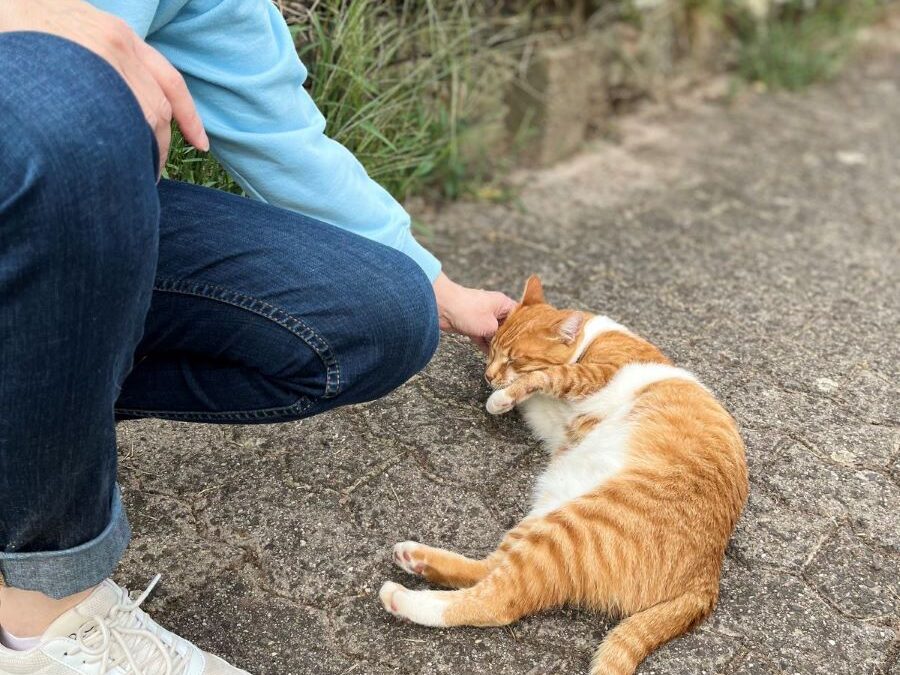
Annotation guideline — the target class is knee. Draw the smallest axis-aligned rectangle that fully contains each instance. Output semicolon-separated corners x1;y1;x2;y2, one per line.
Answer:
396;262;441;377
2;32;158;228
1;33;159;281
352;251;439;399
381;252;440;380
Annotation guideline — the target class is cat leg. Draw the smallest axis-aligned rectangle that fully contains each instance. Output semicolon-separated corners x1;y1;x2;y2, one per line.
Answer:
380;563;554;628
379;583;455;627
391;520;539;589
486;364;618;415
392;542;490;588
381;520;558;627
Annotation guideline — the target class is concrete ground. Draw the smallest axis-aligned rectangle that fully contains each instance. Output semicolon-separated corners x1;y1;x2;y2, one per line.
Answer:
117;33;899;675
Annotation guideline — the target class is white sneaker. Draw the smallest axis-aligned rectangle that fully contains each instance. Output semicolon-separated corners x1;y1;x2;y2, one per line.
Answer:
0;576;249;674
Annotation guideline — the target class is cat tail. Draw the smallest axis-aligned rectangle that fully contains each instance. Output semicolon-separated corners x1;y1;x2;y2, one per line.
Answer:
590;591;715;675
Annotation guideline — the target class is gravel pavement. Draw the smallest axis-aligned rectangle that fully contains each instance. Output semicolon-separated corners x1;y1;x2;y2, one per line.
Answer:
117;33;899;675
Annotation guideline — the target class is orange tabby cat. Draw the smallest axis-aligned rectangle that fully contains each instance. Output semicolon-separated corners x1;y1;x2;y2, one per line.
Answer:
380;275;748;675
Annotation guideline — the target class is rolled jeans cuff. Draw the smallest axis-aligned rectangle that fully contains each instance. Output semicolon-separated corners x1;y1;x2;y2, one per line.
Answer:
0;486;130;599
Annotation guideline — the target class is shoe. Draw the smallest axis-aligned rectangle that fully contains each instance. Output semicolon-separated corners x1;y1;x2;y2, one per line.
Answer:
0;575;249;674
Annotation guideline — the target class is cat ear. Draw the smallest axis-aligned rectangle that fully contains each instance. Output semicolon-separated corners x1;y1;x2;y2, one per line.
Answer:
558;312;585;344
520;275;545;306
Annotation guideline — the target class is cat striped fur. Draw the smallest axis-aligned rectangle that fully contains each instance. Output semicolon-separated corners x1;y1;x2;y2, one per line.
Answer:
380;275;748;675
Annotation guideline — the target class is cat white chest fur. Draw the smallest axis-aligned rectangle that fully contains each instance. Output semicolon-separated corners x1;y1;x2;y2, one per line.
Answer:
525;362;699;517
519;395;571;449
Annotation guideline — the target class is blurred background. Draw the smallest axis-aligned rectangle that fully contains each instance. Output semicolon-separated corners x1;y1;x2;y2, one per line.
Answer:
165;0;891;204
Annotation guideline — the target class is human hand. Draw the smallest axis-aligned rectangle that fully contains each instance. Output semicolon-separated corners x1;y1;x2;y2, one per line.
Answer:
432;273;517;353
0;0;208;175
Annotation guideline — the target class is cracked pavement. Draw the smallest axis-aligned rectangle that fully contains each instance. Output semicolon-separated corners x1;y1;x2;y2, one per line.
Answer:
116;31;899;675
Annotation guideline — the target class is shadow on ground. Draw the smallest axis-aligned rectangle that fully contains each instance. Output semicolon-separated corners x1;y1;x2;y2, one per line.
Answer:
117;33;899;675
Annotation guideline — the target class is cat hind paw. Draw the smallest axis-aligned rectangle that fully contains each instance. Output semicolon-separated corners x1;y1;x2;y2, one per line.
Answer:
392;541;427;576
379;581;409;618
378;581;449;627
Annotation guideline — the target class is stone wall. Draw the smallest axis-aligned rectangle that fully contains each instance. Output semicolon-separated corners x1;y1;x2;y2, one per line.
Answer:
487;0;735;166
277;0;817;170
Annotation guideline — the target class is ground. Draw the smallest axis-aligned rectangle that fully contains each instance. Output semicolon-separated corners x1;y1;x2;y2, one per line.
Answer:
117;34;899;675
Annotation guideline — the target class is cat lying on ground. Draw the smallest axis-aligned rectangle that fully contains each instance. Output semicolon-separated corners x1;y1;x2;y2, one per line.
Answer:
380;275;748;675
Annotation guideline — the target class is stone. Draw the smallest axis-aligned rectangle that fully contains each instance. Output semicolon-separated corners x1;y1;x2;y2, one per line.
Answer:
505;39;596;166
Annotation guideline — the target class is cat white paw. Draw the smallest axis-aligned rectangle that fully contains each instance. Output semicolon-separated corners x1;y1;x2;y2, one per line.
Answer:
379;580;409;618
393;541;426;576
379;581;449;627
486;389;515;415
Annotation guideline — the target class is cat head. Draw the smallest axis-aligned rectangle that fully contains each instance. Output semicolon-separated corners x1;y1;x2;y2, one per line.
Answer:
485;275;585;389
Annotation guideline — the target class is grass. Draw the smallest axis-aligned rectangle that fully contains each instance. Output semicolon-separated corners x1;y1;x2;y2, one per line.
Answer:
164;130;241;195
735;0;878;91
165;0;520;201
163;0;887;201
298;0;476;200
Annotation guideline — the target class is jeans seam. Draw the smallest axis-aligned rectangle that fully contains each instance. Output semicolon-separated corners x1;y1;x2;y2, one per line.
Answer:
113;277;341;421
114;396;313;422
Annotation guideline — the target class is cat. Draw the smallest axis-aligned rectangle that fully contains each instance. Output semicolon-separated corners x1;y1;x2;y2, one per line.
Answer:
379;274;748;675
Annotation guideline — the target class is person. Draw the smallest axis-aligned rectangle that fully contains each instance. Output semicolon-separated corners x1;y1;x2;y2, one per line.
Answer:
0;0;516;672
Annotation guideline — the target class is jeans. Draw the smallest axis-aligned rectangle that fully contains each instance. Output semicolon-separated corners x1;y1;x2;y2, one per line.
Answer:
0;33;439;599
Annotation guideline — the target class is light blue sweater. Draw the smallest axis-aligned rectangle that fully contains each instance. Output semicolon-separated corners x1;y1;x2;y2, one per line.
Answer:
89;0;442;281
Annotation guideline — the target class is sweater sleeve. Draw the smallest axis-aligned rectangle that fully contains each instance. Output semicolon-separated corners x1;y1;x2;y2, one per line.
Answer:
143;0;442;280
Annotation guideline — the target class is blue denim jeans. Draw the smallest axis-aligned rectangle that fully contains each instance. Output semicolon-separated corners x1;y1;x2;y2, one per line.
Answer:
0;33;439;598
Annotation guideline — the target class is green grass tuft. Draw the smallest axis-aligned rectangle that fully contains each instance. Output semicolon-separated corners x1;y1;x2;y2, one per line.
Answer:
736;0;877;91
164;0;510;202
163;0;888;202
163;130;242;195
298;0;476;201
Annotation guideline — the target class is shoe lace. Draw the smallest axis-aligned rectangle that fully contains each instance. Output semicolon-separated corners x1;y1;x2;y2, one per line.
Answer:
67;575;190;675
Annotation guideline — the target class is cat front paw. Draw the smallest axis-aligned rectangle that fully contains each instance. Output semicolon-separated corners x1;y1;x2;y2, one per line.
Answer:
486;389;515;415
